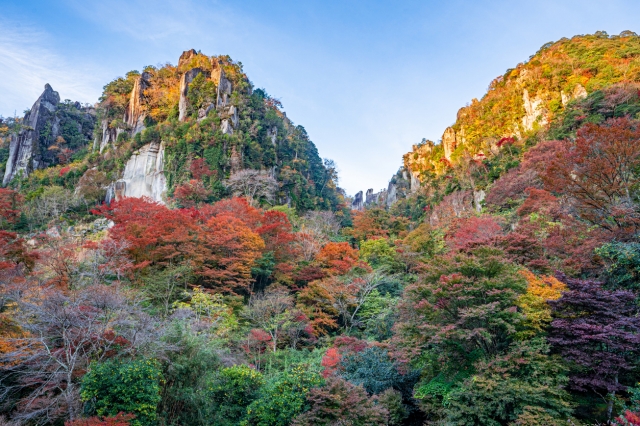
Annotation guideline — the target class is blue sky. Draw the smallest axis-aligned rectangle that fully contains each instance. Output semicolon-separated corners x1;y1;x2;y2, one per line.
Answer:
2;0;640;195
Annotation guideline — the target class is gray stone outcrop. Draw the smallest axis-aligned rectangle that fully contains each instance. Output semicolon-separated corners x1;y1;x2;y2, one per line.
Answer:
410;170;421;192
267;127;278;145
178;68;203;122
561;83;588;106
178;49;198;68
442;127;457;161
522;88;548;132
3;84;60;185
124;72;150;135
109;142;167;203
386;182;397;206
352;191;364;211
215;68;233;109
473;189;486;213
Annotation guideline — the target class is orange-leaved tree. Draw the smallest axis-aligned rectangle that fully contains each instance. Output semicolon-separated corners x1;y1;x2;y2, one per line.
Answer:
198;197;262;231
0;188;36;274
94;198;202;270
315;242;359;276
256;210;296;262
200;214;264;294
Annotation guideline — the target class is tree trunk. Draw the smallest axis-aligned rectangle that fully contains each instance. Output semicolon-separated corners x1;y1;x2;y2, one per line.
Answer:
66;376;76;421
608;374;619;421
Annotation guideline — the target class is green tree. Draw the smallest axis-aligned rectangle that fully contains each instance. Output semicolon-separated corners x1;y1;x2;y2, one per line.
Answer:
206;365;264;425
444;339;573;425
340;347;416;396
396;248;527;415
397;248;525;365
359;238;404;272
596;242;640;292
243;366;322;426
81;359;162;426
158;320;220;425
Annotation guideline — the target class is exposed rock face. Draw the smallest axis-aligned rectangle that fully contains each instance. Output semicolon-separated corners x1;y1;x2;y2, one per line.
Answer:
177;55;240;132
351;179;402;210
214;66;239;134
110;142;166;203
197;104;215;122
410;170;421;192
429;190;475;227
221;120;234;135
561;83;588;106
522;89;548;132
97;73;151;153
352;191;364;211
178;68;203;122
229;146;242;173
442;127;457;161
473;189;486;213
124;72;150;135
215;68;233;109
267;127;278;145
178;49;198;68
96;120;126;153
229;105;239;127
573;84;588;100
220;105;240;135
402;140;435;192
365;189;376;204
3;84;60;185
364;188;389;207
220;105;239;135
386;182;397;206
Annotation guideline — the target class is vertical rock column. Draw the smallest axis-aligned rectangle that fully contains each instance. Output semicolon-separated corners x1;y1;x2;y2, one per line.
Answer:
3;84;60;185
124;72;150;135
442;127;457;162
178;68;203;122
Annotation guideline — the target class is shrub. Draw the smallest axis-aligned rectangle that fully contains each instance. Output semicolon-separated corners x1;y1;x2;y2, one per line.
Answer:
243;366;322;426
81;359;162;426
444;339;573;425
206;365;264;426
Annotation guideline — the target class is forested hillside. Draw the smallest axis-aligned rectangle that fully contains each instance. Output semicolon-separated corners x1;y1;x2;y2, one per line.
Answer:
3;33;640;425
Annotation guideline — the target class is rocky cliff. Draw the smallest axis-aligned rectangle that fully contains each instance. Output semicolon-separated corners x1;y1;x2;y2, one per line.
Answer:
350;180;403;211
97;50;247;203
123;72;150;135
3;84;60;185
3;84;95;185
106;142;166;203
401;32;640;189
88;49;342;210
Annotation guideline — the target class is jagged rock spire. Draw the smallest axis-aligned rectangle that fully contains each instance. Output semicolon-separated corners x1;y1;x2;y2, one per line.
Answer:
3;84;60;185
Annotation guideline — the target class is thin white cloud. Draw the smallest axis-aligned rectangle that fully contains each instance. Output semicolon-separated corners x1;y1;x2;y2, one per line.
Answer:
0;20;104;116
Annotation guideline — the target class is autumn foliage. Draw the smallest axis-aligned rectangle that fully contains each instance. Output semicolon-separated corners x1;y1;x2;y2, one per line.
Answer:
543;117;640;236
6;33;640;426
65;413;135;426
314;242;359;275
94;197;264;293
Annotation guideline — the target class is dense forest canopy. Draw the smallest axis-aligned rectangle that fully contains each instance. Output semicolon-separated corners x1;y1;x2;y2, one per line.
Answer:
3;32;640;425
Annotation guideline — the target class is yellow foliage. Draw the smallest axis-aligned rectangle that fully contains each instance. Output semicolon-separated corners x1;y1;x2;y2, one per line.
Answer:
173;286;238;336
516;269;566;338
403;33;640;181
0;313;30;366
